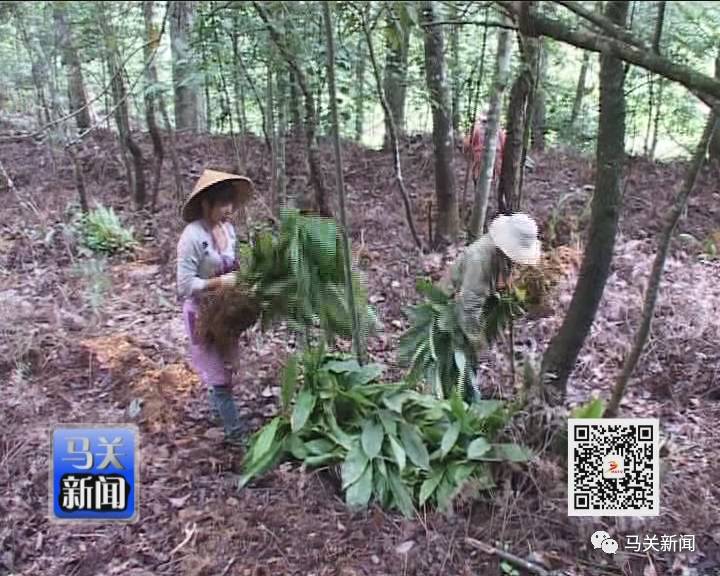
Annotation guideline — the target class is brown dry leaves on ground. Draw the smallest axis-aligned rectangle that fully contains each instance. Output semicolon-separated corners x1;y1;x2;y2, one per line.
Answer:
1;124;719;575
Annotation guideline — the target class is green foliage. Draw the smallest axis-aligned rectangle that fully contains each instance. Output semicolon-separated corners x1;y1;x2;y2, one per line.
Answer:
72;205;137;255
570;397;605;419
238;208;378;343
398;278;526;399
239;345;533;516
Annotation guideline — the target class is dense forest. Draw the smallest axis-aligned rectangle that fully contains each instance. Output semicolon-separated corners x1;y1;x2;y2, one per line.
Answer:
1;1;719;575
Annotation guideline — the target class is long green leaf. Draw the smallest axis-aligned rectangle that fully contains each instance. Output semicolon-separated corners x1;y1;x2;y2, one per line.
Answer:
304;438;336;456
399;422;430;471
493;443;534;462
467;437;492;460
383;391;411;413
440;421;461;458
281;355;299;411
419;468;444;506
239;436;286;489
388;434;406;471
291;388;316;432
346;462;373;508
248;416;282;464
388;469;415;518
341;442;369;489
361;418;384;459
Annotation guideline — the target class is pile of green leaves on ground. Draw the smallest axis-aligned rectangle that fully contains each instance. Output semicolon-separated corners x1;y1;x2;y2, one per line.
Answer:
72;205;138;255
239;344;533;516
238;208;378;341
398;278;527;399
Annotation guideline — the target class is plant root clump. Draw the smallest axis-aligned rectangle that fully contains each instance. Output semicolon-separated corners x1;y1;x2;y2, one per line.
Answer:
195;283;261;358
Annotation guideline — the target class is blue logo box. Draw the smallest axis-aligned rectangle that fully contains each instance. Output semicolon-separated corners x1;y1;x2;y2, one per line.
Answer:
50;424;139;522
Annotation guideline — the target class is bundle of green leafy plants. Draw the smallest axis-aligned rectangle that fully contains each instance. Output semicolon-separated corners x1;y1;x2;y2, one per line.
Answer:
239;343;533;516
72;205;138;255
398;279;527;400
197;208;378;350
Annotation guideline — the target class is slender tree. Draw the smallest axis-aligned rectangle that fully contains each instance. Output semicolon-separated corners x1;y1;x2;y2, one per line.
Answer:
254;1;331;217
469;20;513;239
540;1;629;404
143;0;165;211
53;1;91;131
170;0;199;132
607;110;718;417
566;50;592;140
322;1;365;364
497;4;540;214
383;4;412;149
421;0;459;248
357;4;422;250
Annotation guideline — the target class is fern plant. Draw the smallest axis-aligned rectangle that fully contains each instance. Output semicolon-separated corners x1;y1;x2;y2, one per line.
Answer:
73;205;137;255
398;278;526;400
198;208;379;351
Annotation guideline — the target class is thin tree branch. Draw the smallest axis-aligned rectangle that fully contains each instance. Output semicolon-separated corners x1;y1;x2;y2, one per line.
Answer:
554;0;645;50
498;1;720;108
419;19;518;31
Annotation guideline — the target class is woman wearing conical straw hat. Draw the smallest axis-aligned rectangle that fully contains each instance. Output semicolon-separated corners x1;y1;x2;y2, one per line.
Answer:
176;169;254;447
441;212;542;400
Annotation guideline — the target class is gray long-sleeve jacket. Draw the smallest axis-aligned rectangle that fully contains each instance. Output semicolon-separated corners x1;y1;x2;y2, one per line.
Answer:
176;220;237;302
444;234;501;348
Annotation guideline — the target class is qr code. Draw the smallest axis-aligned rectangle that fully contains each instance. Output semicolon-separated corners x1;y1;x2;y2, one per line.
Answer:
568;418;660;517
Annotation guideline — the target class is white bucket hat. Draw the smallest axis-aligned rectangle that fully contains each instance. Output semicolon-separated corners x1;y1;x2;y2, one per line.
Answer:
488;212;541;266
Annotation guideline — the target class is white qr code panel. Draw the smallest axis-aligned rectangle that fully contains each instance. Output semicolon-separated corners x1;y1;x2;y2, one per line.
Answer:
568;418;660;517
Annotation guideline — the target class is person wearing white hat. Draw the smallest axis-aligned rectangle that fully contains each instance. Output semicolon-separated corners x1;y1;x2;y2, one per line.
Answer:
443;212;541;398
176;169;254;447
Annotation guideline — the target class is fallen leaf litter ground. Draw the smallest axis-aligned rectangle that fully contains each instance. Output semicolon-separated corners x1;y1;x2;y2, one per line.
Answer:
1;124;719;575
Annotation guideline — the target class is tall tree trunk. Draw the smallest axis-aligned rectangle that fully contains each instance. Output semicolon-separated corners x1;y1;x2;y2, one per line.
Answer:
709;60;720;162
469;21;513;239
607;111;718;417
254;1;330;217
200;22;212;133
651;0;666;54
567;50;591;138
497;8;539;215
354;35;366;142
650;78;664;159
323;2;365;364
382;7;411;149
450;3;461;135
267;62;278;215
231;12;248;171
170;0;198;132
102;5;146;207
462;9;490;217
143;0;165;211
159;93;184;202
53;1;91;131
540;1;628;405
360;5;423;250
13;12;52;127
531;38;547;152
644;1;666;158
422;0;458;248
277;67;288;209
289;70;303;138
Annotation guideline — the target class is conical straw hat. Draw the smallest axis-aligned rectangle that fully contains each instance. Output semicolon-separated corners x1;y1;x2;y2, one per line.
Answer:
181;169;254;222
488;212;541;266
